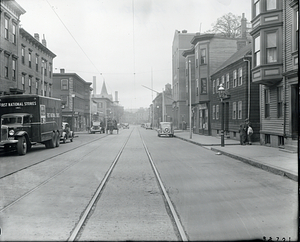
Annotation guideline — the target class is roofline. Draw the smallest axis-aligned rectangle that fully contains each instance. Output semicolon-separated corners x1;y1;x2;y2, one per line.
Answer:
53;73;92;85
19;28;56;58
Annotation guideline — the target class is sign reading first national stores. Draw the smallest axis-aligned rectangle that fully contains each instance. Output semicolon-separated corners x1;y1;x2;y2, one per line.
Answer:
0;101;37;107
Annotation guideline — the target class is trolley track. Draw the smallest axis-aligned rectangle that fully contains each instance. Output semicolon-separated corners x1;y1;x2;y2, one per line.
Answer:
0;134;108;179
68;127;187;241
1;127;188;241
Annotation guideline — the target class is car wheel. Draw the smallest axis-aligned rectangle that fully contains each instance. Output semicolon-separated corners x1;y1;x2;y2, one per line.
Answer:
55;131;60;147
17;136;27;155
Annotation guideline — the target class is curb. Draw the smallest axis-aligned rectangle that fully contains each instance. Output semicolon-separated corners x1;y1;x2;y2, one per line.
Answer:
175;135;298;182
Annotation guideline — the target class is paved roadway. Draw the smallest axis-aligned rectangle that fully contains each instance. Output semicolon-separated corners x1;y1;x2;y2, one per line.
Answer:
0;126;297;241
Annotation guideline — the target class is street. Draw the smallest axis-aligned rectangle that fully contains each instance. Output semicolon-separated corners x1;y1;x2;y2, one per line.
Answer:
0;126;297;241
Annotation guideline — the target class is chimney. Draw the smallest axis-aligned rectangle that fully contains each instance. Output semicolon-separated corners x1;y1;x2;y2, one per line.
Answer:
236;13;247;51
34;33;40;42
42;34;47;47
241;13;247;39
182;30;187;33
60;69;65;73
93;76;96;95
115;91;118;102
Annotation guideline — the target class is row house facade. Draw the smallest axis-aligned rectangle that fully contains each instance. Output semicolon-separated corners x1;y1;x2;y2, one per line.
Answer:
153;83;173;127
19;29;56;97
172;30;195;130
183;33;245;135
0;0;25;95
52;69;92;132
250;0;298;149
210;44;260;142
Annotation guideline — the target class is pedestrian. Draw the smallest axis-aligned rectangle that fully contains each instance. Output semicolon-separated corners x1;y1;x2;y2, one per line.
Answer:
247;122;253;145
239;123;247;145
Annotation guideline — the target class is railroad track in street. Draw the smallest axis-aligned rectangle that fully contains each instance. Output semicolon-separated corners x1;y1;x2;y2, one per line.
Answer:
0;127;188;241
0;134;108;179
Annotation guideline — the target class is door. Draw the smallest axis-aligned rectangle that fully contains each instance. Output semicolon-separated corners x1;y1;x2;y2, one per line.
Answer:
291;84;298;139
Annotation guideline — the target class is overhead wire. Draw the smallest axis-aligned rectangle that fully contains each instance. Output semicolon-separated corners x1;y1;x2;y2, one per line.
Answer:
45;0;103;78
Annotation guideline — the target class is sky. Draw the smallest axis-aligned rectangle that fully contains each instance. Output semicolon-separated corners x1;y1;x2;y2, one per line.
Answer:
16;0;251;110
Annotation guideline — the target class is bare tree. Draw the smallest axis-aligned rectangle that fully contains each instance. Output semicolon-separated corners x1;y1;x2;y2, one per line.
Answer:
206;12;242;38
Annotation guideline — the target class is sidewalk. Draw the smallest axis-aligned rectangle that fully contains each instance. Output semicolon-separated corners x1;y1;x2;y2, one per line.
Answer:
174;130;298;182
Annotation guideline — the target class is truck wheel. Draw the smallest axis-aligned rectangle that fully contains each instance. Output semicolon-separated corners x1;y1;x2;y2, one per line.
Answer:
48;132;56;148
17;136;27;155
55;131;60;147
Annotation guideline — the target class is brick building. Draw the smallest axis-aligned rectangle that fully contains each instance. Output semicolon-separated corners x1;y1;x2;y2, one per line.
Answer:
18;29;56;96
52;69;92;131
172;30;195;129
0;0;25;95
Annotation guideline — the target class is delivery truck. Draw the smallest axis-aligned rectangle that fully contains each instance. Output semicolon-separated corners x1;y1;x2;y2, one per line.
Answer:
0;94;63;155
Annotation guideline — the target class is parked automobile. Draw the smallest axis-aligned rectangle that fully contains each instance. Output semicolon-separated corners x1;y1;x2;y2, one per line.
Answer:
145;123;152;129
61;122;74;143
157;122;174;137
90;121;102;134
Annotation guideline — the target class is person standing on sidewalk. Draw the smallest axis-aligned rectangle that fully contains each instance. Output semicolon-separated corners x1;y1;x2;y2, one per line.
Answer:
247;121;253;145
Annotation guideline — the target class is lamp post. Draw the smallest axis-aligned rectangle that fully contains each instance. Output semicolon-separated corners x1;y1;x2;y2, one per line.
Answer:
188;60;192;139
218;83;225;147
71;94;75;132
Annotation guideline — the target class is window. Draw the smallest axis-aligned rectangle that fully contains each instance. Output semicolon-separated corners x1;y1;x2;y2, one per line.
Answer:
233;70;237;87
238;68;243;86
22;75;25;91
21;47;25;64
12;59;16;79
36;79;39;94
44;62;47;76
201;78;207;94
49;63;52;77
221;76;225;85
28;52;32;68
200;49;206;64
277;86;283;118
49;84;52;97
266;32;277;63
266;0;276;10
213;80;216;94
264;88;270;118
213;105;216;119
5;17;9;39
254;0;260;16
196;79;199;96
216;105;219;120
226;73;229;89
61;79;69;90
254;35;261;66
4;55;9;78
294;10;298;51
238;101;242;119
216;78;219;90
12;23;16;44
29;77;32;94
233;102;237;119
195;48;198;67
36;56;39;71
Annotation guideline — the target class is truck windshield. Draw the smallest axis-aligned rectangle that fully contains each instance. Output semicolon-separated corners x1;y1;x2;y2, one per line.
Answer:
2;117;22;125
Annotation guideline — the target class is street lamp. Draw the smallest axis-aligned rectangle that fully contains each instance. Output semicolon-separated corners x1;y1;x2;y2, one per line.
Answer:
218;83;225;147
71;94;75;131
